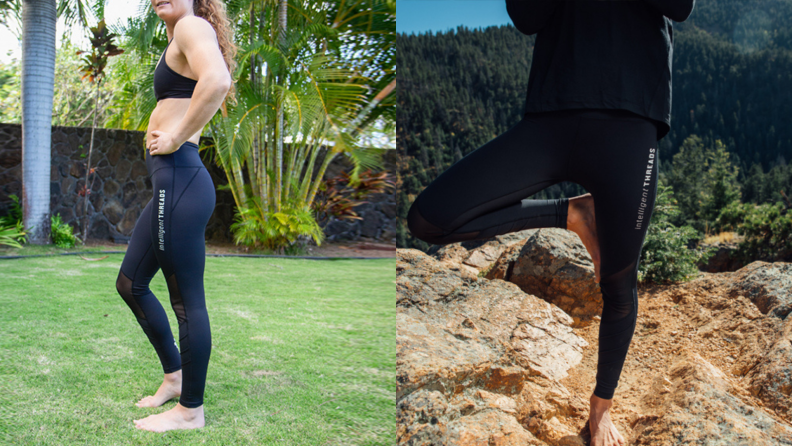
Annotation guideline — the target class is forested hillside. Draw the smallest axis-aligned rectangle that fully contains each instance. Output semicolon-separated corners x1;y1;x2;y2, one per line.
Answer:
397;0;792;252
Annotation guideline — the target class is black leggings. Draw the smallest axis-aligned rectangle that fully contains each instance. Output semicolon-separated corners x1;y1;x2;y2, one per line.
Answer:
115;141;216;408
407;108;659;400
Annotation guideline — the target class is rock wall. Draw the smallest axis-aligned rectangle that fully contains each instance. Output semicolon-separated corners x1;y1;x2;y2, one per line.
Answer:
0;123;395;244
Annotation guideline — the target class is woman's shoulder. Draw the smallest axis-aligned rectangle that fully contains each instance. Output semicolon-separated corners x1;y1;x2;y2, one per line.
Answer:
173;15;217;43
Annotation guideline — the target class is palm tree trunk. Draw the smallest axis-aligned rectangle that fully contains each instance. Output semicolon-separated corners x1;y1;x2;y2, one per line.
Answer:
20;0;57;244
275;0;287;212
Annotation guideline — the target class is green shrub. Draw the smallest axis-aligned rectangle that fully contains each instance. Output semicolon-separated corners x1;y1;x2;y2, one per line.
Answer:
0;194;27;248
0;220;26;248
638;181;717;284
230;195;325;255
716;200;792;263
0;193;22;227
51;214;77;248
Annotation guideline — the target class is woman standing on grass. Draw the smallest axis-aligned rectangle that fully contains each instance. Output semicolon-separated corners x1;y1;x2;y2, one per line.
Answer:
407;1;695;445
114;0;235;432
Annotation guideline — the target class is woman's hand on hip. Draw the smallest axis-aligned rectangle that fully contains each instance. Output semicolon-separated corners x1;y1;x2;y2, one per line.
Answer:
147;130;181;155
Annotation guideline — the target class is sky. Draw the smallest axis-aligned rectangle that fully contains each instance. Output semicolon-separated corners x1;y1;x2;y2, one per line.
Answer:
0;0;142;63
397;0;512;35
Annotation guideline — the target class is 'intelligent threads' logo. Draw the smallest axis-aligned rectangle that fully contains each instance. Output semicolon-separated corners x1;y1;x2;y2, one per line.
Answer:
634;147;656;230
158;189;166;250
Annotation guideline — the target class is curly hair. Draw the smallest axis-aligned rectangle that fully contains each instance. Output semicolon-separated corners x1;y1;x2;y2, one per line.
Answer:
192;0;237;104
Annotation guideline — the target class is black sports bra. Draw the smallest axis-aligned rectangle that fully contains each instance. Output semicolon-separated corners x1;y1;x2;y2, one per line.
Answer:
153;39;197;101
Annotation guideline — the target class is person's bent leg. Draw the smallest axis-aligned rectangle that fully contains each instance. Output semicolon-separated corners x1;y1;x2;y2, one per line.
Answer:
116;198;181;374
407;111;583;245
566;110;660;400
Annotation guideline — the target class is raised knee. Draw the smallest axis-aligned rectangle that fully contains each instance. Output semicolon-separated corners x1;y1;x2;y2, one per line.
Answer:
407;198;449;245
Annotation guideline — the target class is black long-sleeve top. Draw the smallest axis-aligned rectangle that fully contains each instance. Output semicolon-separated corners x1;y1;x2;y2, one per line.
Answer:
506;0;695;141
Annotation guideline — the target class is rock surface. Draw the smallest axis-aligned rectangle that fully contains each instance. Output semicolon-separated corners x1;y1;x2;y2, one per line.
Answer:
397;248;588;445
632;351;792;445
398;230;792;445
484;229;602;325
427;228;603;325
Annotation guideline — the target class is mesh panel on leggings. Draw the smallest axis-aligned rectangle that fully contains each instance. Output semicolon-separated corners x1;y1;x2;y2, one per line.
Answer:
116;270;146;320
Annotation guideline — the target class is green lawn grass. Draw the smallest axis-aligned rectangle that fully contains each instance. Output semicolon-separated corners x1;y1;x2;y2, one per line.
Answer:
0;243;127;256
0;254;395;445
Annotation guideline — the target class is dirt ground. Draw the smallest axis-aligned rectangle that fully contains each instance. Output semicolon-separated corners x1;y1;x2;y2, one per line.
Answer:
74;237;396;258
554;274;790;441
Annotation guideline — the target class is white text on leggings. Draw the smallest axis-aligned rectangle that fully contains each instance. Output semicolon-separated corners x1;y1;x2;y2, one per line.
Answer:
158;189;166;250
635;148;656;230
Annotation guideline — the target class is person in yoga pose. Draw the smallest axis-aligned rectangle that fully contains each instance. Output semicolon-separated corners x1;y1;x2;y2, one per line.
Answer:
114;0;234;433
407;1;695;445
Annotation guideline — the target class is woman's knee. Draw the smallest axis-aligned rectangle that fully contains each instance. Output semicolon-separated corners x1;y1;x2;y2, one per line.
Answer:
407;197;450;245
598;261;639;321
116;270;148;319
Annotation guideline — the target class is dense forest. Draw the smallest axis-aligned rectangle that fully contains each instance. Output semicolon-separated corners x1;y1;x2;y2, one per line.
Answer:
397;0;792;252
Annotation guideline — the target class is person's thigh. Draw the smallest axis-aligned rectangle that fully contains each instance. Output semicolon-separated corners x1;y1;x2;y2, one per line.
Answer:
413;113;580;233
569;111;660;280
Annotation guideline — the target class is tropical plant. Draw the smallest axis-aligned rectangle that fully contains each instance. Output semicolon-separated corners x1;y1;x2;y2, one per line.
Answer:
0;193;22;226
50;213;76;248
217;0;394;250
229;192;325;254
0;57;20;123
313;168;395;229
0;220;26;248
75;17;123;242
0;194;26;248
111;0;395;251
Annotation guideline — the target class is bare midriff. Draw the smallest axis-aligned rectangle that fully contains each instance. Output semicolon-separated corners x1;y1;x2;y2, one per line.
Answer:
146;98;202;148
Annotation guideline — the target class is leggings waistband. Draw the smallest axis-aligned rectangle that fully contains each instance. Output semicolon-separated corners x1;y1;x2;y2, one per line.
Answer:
145;141;205;176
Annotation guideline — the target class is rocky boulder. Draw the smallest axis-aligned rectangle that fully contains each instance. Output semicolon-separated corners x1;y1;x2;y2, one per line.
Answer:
728;261;792;317
746;316;792;421
427;229;537;273
632;351;792;445
484;229;601;325
697;239;743;273
397;248;588;445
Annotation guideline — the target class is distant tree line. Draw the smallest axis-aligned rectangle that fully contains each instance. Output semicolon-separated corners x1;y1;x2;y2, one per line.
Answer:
397;2;792;269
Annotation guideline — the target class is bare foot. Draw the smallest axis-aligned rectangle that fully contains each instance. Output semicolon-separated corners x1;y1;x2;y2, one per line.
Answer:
589;394;626;446
133;402;205;432
567;193;601;283
135;370;182;408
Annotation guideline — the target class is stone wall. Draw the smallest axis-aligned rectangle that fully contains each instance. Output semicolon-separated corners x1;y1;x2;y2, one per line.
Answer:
0;123;395;244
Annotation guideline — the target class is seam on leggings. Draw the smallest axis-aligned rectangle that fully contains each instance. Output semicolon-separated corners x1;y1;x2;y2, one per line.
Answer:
459;213;559;233
171;168;201;213
148;166;204;178
565;114;584;177
447;180;559;232
131;243;152;289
